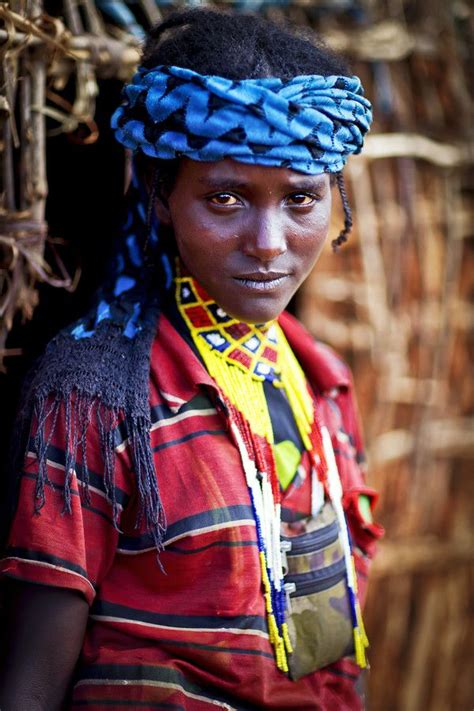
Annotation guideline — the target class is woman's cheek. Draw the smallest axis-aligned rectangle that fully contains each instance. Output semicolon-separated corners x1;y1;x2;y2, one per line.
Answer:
293;223;329;257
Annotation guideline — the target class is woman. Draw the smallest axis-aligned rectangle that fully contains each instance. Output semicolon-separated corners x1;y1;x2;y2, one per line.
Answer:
0;8;382;710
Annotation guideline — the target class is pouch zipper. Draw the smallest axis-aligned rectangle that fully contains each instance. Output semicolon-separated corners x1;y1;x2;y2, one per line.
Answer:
283;519;339;557
285;557;346;598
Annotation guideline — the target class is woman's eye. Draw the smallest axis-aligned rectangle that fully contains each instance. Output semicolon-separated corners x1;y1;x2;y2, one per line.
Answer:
208;193;240;206
287;193;317;206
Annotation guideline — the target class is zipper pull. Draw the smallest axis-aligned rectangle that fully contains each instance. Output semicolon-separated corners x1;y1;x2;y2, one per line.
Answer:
284;581;296;614
311;466;325;518
280;539;292;575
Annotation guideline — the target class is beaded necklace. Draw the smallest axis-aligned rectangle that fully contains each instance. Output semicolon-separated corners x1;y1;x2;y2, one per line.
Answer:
175;263;368;673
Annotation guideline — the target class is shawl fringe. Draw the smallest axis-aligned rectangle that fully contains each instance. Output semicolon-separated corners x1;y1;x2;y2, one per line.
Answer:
14;311;166;553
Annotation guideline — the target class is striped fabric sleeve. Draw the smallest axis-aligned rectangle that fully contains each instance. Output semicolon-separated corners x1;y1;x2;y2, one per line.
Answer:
335;384;384;555
329;383;384;609
0;397;134;605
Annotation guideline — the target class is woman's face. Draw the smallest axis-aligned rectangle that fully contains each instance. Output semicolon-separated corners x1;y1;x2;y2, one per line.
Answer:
157;158;332;324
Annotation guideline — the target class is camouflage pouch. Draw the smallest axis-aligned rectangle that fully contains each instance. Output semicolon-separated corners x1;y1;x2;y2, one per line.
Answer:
281;501;354;681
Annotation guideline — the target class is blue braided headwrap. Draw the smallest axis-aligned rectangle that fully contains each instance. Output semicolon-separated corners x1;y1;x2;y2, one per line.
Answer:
14;67;372;553
112;65;372;174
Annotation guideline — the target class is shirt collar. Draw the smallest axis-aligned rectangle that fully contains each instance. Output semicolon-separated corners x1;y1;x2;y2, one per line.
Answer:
278;311;351;394
151;314;216;412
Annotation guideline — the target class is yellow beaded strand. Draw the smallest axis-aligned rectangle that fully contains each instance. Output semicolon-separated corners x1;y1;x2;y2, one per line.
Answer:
259;552;288;673
351;557;369;668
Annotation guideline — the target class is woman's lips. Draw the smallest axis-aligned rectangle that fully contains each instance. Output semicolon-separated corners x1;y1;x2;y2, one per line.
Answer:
232;272;291;292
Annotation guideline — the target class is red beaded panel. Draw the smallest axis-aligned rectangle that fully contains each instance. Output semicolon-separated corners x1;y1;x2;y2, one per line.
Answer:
184;305;214;328
262;346;278;363
225;323;252;340
228;348;252;369
194;282;211;302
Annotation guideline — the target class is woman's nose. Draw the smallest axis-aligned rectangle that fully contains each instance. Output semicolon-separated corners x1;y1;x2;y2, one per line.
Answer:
241;209;287;262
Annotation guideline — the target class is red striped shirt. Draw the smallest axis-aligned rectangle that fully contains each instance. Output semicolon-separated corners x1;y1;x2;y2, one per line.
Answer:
1;311;383;710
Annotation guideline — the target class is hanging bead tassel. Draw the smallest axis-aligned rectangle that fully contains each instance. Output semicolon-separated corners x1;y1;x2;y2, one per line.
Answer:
321;425;369;669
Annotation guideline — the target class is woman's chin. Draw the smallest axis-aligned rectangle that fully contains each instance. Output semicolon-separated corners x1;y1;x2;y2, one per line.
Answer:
220;296;289;325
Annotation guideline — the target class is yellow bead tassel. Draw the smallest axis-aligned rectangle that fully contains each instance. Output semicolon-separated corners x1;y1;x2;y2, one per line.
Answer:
281;622;293;655
351;557;369;667
259;552;289;673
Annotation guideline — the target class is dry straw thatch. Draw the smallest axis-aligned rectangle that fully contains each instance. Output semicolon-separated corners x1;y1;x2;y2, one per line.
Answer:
1;1;473;709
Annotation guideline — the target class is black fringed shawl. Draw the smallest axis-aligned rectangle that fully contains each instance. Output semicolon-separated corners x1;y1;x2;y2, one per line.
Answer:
14;173;170;550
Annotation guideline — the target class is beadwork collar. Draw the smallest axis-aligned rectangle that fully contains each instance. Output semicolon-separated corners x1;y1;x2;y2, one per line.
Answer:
176;267;283;386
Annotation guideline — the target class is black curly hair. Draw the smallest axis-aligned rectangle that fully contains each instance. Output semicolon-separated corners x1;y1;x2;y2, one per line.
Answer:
139;7;353;251
141;8;348;79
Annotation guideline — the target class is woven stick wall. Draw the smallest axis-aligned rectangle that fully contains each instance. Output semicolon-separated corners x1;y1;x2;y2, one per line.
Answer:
297;4;474;710
1;2;473;710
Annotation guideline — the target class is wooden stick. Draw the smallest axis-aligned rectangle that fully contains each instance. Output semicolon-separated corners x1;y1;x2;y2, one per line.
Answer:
80;0;104;36
63;0;83;36
361;133;472;167
372;538;473;577
19;54;32;211
0;60;17;212
346;160;390;356
29;47;47;223
137;0;162;27
324;19;438;61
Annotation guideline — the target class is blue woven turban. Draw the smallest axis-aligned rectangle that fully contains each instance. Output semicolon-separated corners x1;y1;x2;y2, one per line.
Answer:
112;65;372;175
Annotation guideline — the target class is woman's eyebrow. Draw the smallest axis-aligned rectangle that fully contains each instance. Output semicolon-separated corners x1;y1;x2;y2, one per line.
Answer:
286;177;326;190
198;176;326;191
198;177;249;190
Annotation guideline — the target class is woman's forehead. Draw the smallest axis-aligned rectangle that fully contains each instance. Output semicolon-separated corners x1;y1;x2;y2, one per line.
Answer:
176;157;330;189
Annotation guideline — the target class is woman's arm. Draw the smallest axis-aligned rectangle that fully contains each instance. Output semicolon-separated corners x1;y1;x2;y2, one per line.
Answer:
0;581;89;711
